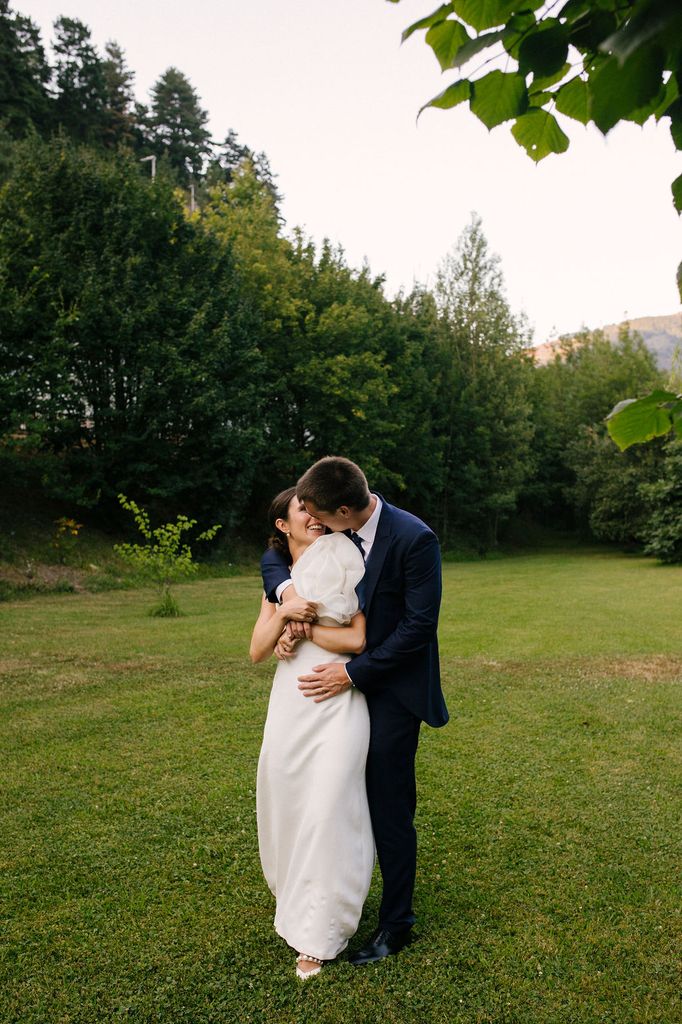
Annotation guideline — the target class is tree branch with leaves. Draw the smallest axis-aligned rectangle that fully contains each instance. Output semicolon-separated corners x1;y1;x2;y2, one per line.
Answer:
395;0;681;208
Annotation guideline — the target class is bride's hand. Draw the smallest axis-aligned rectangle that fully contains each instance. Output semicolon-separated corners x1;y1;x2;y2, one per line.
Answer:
287;620;313;641
274;638;294;660
281;598;318;624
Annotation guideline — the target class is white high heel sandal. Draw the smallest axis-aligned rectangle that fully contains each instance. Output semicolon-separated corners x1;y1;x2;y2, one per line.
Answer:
296;953;323;980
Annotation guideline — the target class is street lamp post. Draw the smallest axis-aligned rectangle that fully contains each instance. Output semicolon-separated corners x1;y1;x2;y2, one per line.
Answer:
140;155;157;180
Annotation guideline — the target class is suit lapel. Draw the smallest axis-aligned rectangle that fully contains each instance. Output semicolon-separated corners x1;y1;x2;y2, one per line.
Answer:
362;498;393;613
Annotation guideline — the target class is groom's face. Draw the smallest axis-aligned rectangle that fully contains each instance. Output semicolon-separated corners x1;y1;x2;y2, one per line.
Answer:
301;500;351;533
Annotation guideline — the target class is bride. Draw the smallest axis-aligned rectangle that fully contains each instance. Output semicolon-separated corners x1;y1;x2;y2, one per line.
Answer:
250;487;374;979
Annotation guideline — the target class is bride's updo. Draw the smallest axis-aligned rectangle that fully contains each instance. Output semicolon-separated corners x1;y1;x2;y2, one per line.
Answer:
267;486;297;562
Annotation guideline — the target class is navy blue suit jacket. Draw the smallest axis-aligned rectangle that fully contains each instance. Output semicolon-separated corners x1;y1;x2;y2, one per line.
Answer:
260;496;449;729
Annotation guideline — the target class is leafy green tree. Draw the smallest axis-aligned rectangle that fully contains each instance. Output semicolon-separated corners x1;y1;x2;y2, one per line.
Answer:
0;136;267;525
0;0;51;137
203;168;395;487
563;424;664;544
201;159;448;527
434;213;535;546
146;66;211;184
114;493;221;616
386;286;446;523
52;16;109;144
638;439;682;563
528;326;662;518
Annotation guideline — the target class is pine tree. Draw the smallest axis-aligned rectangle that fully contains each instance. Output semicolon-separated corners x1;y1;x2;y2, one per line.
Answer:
203;129;282;209
0;1;52;138
101;41;135;149
52;16;108;144
148;67;211;184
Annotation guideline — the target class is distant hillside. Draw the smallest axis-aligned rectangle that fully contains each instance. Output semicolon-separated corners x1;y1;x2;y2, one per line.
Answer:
531;312;682;370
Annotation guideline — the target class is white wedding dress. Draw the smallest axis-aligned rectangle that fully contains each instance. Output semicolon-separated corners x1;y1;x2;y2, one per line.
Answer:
256;532;375;960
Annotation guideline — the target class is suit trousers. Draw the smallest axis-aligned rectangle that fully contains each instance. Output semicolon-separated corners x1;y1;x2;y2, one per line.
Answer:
364;687;421;932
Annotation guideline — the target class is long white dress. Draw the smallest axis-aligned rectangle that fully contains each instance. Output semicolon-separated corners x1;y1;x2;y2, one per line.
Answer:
256;532;375;960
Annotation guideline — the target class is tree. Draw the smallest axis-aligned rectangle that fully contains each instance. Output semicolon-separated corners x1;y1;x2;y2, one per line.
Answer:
52;16;108;144
433;213;535;546
147;67;211;184
0;136;267;525
204;129;282;207
385;286;446;524
114;494;221;616
638;439;682;562
563;424;664;544
201;160;447;526
0;1;51;138
527;326;662;519
101;41;136;149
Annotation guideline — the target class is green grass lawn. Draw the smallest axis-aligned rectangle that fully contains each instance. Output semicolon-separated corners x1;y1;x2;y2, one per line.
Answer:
1;549;681;1024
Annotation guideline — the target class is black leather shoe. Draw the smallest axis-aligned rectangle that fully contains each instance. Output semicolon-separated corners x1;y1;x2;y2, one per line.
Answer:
348;927;413;966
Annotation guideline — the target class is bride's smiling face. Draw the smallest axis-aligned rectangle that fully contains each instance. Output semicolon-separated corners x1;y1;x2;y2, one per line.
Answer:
278;496;325;547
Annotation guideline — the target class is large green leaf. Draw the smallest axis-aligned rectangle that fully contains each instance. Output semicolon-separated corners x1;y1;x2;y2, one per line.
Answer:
569;9;617;49
445;29;505;70
518;21;569;77
503;10;537;59
555;77;590;124
589;46;665;133
666;98;682;148
511;109;570;161
606;389;680;450
470;71;528;129
529;63;570;95
625;83;667;125
558;0;590;18
654;75;679;121
673;173;682;213
425;18;470;70
452;0;524;32
419;78;471;115
402;3;454;43
601;0;682;64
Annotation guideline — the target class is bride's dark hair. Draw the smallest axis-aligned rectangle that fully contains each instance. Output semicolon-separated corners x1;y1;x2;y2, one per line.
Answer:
267;486;297;562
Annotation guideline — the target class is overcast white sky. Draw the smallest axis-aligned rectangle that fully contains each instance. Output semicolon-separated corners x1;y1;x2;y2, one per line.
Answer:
17;0;682;343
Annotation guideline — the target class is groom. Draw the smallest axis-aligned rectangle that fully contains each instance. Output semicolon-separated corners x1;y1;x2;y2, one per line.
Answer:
260;456;449;965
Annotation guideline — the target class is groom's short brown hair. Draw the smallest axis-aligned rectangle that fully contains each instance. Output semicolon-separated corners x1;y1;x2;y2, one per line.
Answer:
297;457;371;512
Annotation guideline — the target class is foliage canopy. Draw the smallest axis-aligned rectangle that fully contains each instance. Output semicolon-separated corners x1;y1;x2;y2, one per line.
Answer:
393;0;682;290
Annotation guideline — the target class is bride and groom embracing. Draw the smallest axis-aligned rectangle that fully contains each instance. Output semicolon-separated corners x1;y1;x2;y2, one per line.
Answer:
250;456;449;979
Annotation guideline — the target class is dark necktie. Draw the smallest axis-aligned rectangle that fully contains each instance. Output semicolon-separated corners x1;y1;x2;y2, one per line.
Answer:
349;530;366;562
347;530;367;610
